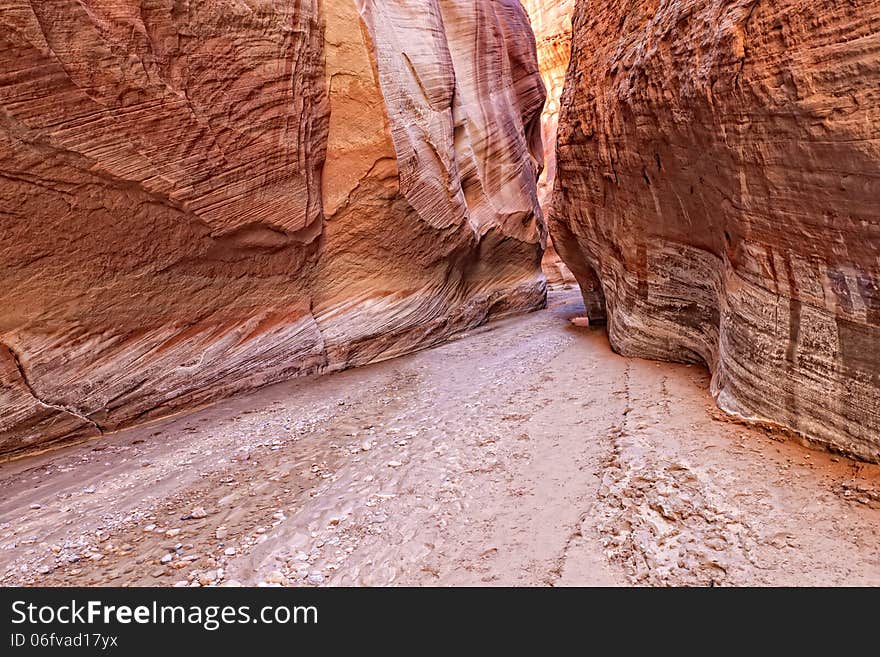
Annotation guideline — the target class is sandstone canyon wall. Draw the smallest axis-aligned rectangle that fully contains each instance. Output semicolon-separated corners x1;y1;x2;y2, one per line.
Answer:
522;0;574;207
553;0;880;460
0;0;547;456
522;0;577;287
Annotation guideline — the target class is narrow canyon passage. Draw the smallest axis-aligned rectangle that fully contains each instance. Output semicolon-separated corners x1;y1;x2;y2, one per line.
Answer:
1;289;878;587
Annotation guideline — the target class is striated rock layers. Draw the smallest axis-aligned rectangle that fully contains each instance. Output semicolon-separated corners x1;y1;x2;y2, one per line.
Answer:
522;0;574;207
0;0;547;456
553;0;880;460
522;0;577;287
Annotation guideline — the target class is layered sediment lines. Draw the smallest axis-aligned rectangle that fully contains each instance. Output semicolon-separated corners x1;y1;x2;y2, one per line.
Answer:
522;0;575;207
522;0;576;286
0;0;547;455
552;0;880;460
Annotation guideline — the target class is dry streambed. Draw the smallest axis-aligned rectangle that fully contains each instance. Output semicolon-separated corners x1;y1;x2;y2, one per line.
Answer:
1;290;878;587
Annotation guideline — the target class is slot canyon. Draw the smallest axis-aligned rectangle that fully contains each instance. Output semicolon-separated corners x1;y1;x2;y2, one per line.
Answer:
0;0;878;588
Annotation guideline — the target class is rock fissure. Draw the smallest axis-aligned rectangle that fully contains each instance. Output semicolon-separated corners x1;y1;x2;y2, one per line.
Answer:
2;342;104;436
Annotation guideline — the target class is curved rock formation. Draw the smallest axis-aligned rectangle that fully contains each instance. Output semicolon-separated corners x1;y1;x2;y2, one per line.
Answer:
0;0;546;456
522;0;576;287
522;0;574;207
553;0;880;460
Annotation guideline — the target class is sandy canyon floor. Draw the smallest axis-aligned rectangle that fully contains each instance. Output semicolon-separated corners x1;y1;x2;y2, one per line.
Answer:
1;289;879;587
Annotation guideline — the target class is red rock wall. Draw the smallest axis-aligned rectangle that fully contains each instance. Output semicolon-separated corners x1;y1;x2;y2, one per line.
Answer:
553;0;880;460
522;0;574;207
522;0;577;287
0;0;546;455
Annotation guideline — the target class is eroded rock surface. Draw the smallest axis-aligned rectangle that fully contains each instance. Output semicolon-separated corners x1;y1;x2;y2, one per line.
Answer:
0;0;546;455
552;0;880;460
523;0;576;287
522;0;574;207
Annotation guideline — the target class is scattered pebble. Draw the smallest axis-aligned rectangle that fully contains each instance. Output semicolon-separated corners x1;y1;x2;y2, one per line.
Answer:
265;571;287;585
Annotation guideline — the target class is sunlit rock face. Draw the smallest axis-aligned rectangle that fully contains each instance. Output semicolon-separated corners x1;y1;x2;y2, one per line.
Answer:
0;0;546;456
522;0;575;207
553;0;880;460
522;0;576;287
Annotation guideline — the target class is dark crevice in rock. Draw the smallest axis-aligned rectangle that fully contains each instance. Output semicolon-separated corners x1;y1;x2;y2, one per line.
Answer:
2;342;104;436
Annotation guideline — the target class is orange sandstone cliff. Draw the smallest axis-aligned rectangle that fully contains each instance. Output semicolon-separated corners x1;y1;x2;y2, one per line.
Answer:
0;0;547;455
522;0;574;207
552;0;880;460
522;0;576;286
